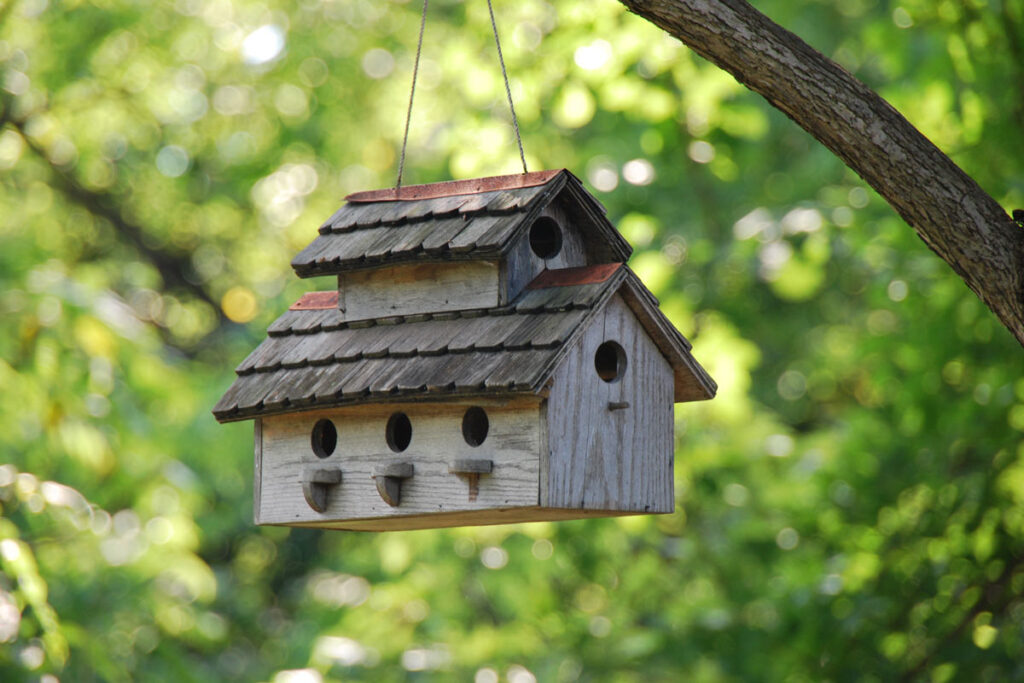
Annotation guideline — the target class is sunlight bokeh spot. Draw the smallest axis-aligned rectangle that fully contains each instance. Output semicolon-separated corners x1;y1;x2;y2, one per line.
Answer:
221;287;258;323
242;25;285;65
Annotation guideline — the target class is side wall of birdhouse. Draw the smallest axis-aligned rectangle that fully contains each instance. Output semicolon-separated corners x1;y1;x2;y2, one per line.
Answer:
543;293;675;513
253;397;549;531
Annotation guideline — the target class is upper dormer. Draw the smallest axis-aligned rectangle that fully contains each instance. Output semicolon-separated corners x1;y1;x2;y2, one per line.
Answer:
290;170;632;323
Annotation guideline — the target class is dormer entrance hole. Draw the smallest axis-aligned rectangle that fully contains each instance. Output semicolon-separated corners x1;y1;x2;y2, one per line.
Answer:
529;217;563;260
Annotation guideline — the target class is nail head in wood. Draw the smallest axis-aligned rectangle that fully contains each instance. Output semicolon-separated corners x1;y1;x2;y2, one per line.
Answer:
608;401;630;411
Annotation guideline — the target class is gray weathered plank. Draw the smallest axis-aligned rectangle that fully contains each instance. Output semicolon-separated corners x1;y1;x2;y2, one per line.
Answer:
419;216;476;252
448;214;513;252
483;350;554;388
236;338;285;374
383;219;448;255
256;400;542;527
544;294;674;513
339;261;500;323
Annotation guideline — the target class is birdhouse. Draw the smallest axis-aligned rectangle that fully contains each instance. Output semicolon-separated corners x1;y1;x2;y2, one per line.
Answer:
213;169;716;531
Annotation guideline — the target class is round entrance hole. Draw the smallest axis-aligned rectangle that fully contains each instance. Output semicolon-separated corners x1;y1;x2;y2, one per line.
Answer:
594;341;627;383
529;216;563;259
462;407;489;447
386;412;412;452
311;419;337;458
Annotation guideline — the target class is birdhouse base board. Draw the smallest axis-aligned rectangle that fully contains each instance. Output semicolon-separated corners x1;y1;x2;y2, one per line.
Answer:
270;506;668;532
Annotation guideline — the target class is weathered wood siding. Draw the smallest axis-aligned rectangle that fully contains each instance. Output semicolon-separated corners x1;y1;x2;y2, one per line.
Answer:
503;200;589;303
338;261;500;322
257;398;543;529
544;294;675;513
254;418;263;524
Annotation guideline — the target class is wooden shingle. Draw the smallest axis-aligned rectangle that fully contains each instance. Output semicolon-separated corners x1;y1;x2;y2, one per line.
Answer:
290;170;632;278
213;264;716;422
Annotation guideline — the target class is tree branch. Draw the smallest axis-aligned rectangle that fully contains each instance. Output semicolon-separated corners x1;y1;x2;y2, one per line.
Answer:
619;0;1024;347
6;117;228;326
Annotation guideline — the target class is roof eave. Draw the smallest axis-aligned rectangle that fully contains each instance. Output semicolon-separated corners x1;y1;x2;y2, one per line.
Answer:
560;173;633;263
616;269;717;402
212;386;542;423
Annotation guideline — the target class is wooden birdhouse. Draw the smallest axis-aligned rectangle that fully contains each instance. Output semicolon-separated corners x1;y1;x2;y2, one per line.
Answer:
213;169;716;531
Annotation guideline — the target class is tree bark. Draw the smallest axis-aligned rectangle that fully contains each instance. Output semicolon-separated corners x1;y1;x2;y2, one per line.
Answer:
619;0;1024;347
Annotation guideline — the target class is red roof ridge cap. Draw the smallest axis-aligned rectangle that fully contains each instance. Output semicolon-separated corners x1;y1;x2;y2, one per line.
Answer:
345;169;566;203
525;263;623;290
290;291;339;310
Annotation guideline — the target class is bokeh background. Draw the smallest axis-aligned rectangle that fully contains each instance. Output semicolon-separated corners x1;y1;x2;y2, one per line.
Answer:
1;0;1023;680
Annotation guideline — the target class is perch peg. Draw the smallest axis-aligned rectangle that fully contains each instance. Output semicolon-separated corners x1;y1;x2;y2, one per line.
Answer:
302;467;342;513
373;463;414;506
449;459;494;501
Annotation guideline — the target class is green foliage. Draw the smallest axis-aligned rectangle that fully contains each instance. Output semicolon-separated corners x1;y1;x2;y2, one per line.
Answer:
1;0;1022;680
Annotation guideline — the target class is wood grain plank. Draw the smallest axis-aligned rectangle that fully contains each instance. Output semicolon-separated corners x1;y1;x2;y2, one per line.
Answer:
267;310;306;336
279;333;330;368
418;194;472;216
509;310;587;348
315;327;362;362
447;214;509;252
384;219;450;255
419;216;476;252
261;366;320;410
388;318;466;355
366;357;418;394
483;350;556;389
236;338;285;374
444;316;509;352
326;202;384;232
339;262;500;322
257;400;543;526
360;223;416;260
455;190;501;214
385;354;453;391
544;294;674;513
295;362;353;402
254;418;263;524
232;373;280;412
277;507;650;531
468;313;536;350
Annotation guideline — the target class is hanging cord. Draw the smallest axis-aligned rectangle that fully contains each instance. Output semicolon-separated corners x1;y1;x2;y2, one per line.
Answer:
397;0;527;187
486;0;528;174
396;0;429;189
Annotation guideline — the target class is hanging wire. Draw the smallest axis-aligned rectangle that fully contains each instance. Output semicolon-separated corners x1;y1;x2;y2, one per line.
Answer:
396;0;429;189
486;0;528;174
397;0;528;187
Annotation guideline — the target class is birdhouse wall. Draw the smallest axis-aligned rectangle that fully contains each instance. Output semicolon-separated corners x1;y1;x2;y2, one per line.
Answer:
504;201;590;303
254;398;548;531
543;294;676;514
336;261;501;322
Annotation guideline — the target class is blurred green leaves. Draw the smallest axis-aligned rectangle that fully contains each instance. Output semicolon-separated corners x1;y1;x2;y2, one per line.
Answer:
0;0;1022;681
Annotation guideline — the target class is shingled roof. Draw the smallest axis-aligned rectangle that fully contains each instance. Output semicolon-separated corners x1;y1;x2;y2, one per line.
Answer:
212;264;716;422
290;169;632;277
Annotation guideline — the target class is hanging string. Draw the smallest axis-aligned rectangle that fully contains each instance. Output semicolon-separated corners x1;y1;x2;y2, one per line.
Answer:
396;0;429;189
486;0;528;175
397;0;528;187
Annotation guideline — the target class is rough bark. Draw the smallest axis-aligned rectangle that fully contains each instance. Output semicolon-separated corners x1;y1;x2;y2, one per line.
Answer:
619;0;1024;347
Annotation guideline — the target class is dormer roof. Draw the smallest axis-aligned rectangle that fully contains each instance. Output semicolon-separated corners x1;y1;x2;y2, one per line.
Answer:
290;169;632;278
